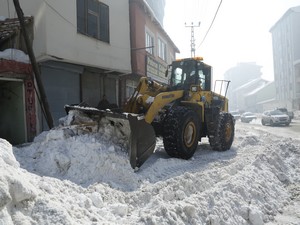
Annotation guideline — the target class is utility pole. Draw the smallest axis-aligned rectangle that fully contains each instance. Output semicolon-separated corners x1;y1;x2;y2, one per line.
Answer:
13;0;54;129
185;22;200;57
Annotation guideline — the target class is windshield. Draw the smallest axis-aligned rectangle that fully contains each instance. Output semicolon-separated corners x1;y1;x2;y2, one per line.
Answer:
171;60;196;86
170;60;210;90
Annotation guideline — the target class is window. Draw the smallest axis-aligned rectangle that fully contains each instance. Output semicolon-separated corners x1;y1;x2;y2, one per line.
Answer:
126;80;137;99
77;0;109;43
158;38;166;61
145;31;154;55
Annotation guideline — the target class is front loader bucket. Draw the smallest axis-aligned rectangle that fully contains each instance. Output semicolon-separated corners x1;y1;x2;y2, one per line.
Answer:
127;114;156;168
64;105;156;169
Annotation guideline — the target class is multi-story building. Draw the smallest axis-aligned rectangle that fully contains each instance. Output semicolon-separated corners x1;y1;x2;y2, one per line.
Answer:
0;0;131;135
270;6;300;110
119;0;179;106
144;0;166;26
245;81;276;112
224;62;263;111
0;0;179;144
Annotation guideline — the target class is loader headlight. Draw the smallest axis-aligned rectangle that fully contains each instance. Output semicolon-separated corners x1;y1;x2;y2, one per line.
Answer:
191;86;197;92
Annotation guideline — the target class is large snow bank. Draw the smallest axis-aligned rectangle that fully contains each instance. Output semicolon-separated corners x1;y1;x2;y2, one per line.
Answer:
0;139;38;225
0;114;300;224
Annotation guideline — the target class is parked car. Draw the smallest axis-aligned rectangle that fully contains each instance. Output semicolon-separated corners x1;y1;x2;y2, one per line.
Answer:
277;107;294;122
261;110;290;126
230;111;241;121
240;112;257;123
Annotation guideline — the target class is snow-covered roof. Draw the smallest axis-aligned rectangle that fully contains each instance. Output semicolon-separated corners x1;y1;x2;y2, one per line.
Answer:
245;81;273;97
256;97;276;105
232;77;267;93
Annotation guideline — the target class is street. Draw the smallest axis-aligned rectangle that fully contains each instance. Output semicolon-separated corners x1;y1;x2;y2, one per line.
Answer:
236;117;300;141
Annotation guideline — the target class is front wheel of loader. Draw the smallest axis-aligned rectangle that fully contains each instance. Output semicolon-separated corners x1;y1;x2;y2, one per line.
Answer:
163;106;200;159
209;112;235;151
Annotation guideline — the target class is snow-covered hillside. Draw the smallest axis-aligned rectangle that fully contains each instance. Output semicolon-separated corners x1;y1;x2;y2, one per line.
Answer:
0;117;300;225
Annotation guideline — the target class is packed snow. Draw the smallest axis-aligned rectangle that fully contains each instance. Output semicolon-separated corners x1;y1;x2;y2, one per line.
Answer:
0;112;300;225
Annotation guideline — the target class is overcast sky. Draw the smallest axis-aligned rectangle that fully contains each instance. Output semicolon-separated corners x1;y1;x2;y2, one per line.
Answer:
164;0;300;81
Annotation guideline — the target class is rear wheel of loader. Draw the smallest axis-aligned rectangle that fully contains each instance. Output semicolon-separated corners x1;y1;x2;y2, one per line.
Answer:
163;106;200;159
209;112;235;151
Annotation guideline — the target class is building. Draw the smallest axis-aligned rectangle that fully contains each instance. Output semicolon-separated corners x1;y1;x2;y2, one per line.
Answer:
245;81;276;112
119;0;179;106
1;0;132;132
270;6;300;110
0;0;180;144
232;78;269;112
0;17;36;145
224;62;263;111
144;0;166;26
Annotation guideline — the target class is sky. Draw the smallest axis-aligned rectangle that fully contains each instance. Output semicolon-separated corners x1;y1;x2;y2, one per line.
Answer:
164;0;300;81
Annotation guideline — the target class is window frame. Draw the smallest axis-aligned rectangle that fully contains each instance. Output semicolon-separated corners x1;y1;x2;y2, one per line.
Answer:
145;29;154;55
158;37;167;61
77;0;110;43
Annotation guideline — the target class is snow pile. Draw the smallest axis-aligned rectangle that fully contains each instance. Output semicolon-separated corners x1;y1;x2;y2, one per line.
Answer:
0;49;30;63
0;116;300;224
0;139;38;224
16;110;137;190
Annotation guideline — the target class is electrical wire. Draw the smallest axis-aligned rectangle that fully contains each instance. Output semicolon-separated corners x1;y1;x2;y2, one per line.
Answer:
197;0;223;50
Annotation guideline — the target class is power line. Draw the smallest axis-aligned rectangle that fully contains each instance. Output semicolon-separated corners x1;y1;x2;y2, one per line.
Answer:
197;0;223;50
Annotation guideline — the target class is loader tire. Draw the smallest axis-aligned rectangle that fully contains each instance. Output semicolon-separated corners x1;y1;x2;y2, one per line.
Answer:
209;112;234;151
163;106;199;159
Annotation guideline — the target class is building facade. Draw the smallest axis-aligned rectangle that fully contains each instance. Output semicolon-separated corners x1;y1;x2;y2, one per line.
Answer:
270;6;300;110
244;81;276;112
119;0;179;106
1;0;132;131
0;18;36;144
144;0;166;26
224;62;263;111
0;0;180;144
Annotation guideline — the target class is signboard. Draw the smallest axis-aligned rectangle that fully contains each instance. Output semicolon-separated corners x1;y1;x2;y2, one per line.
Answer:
146;56;168;83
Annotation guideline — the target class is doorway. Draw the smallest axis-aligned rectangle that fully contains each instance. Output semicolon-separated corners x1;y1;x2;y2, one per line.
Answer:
0;79;26;145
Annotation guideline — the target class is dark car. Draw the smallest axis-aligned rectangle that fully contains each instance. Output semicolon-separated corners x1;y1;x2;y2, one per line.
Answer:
261;110;290;126
240;112;256;123
277;107;294;122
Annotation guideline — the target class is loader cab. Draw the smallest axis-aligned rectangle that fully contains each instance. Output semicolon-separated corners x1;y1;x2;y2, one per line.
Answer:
169;57;212;91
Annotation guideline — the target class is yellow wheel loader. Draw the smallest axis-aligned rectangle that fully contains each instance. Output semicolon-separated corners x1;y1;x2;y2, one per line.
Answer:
65;57;235;169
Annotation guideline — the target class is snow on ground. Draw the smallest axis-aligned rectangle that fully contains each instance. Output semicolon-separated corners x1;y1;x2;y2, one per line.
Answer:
0;112;300;225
